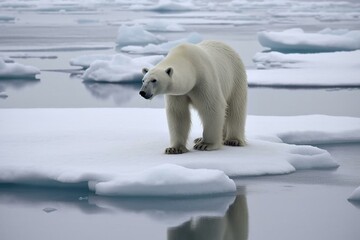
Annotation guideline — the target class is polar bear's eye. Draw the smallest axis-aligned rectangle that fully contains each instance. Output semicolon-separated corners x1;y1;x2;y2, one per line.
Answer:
151;79;157;83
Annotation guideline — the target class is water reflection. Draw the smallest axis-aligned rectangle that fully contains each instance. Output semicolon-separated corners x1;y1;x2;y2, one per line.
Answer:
83;81;141;106
168;194;248;240
0;184;248;234
0;78;40;97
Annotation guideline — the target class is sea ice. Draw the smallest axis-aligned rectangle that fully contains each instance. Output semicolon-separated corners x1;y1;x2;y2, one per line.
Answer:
258;28;360;52
247;115;360;145
0;108;355;197
95;164;236;197
248;50;360;87
0;58;40;79
116;25;165;47
121;32;202;54
348;186;360;201
70;54;113;68
82;54;164;82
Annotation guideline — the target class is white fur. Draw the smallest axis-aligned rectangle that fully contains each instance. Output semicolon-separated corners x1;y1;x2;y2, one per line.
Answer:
140;40;247;154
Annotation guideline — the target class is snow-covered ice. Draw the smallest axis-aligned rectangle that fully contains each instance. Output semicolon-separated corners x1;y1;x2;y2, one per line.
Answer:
70;54;113;68
121;32;202;54
116;25;165;47
248;115;360;145
82;54;163;82
349;186;360;201
248;50;360;87
95;164;236;197
0;58;40;79
1;108;358;196
258;28;360;52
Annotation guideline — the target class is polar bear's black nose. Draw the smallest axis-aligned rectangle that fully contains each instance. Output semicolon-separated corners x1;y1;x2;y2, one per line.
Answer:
139;91;146;97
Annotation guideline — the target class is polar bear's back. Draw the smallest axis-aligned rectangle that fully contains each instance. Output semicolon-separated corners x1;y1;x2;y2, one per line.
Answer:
197;40;247;99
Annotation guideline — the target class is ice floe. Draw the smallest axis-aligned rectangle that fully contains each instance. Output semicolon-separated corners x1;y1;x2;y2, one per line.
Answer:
0;58;40;79
349;186;360;201
1;108;357;196
82;54;164;82
121;32;202;54
116;25;165;47
258;28;360;53
247;115;360;145
248;50;360;87
95;164;236;197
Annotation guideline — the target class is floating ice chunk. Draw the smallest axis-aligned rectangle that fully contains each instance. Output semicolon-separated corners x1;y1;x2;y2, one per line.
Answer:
70;54;113;68
247;115;360;145
0;108;351;197
249;50;360;87
144;20;185;32
116;25;165;47
258;28;360;53
348;186;360;201
82;54;164;82
121;32;202;54
95;164;236;197
253;50;360;69
0;59;40;79
130;0;198;12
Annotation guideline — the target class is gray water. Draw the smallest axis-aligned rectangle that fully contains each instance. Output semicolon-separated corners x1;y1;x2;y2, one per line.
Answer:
1;1;360;239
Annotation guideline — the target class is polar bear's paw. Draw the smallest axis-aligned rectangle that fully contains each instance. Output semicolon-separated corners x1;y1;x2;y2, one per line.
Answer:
194;138;203;144
193;141;220;151
165;146;189;154
224;139;246;147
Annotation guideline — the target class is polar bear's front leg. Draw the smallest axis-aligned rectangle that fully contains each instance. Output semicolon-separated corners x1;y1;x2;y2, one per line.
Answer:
165;95;191;154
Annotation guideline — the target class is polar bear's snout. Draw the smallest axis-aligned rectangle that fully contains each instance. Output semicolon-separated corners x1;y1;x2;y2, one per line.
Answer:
139;84;154;100
139;89;153;99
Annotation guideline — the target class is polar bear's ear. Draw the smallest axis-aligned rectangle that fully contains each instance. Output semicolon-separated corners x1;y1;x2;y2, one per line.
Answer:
165;67;173;77
142;67;149;75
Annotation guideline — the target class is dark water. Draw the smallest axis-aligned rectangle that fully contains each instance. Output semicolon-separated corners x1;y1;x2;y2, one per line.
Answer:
1;2;360;239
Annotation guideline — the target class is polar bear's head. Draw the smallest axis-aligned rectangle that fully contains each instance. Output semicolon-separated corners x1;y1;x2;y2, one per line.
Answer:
139;67;173;100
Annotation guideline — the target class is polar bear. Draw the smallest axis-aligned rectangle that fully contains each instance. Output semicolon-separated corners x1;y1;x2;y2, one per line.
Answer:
140;40;247;154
